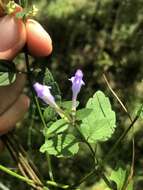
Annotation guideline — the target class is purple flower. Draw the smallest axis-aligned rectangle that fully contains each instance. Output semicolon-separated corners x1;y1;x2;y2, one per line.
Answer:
69;69;85;110
33;82;57;108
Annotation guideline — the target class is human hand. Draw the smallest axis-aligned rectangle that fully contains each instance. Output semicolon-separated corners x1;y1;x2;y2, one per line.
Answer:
0;2;52;134
0;11;28;134
0;71;30;135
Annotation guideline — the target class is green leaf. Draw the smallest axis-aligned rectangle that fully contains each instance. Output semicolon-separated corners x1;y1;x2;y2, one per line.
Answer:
0;72;16;86
40;133;79;157
110;167;133;190
76;108;92;120
43;107;57;123
15;12;26;19
80;91;116;143
0;60;16;86
44;119;69;137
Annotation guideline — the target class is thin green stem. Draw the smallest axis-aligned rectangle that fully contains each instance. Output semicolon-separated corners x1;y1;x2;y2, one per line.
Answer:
104;114;139;162
24;48;54;183
74;124;95;159
46;153;54;181
34;96;47;128
69;169;95;189
73;124;113;189
47;181;69;189
56;106;72;123
34;96;54;182
0;164;34;186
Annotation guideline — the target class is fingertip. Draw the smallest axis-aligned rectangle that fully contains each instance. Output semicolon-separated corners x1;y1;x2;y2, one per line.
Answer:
26;19;53;57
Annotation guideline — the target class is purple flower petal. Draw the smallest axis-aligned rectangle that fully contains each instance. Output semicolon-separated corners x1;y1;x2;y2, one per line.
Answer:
69;69;85;110
33;82;57;108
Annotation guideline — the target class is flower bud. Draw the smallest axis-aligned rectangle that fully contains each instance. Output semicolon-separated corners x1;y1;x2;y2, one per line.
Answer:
33;82;57;108
69;69;85;110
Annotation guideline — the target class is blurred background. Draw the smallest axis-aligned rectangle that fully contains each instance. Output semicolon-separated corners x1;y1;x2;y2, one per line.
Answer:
1;0;143;189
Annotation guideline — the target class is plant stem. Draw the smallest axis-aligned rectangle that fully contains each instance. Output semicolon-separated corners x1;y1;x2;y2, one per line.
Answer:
73;124;113;189
47;181;69;189
2;134;44;189
34;96;47;128
24;47;54;183
72;111;140;189
46;153;54;181
0;164;34;186
104;114;139;162
69;169;95;189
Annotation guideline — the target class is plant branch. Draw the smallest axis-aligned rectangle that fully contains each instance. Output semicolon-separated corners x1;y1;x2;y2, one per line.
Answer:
24;46;54;183
0;164;34;186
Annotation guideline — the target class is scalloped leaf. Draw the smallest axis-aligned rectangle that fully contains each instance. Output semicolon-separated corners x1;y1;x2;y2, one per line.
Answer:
80;91;116;143
110;167;133;190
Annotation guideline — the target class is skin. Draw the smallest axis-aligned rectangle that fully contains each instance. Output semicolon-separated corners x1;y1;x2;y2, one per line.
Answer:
26;19;52;57
0;4;53;137
0;14;28;135
0;5;28;135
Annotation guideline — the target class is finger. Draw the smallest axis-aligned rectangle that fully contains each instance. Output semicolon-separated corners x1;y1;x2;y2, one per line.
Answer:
0;73;26;115
0;14;26;60
26;19;52;57
0;94;30;135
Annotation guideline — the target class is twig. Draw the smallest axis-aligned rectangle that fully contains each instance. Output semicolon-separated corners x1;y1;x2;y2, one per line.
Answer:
1;135;44;189
103;73;135;188
103;74;130;117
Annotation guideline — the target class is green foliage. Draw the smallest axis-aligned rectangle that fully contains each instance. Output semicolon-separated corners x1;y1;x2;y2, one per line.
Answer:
0;60;16;86
0;72;15;86
76;108;93;120
2;0;143;189
40;133;79;157
44;119;68;137
110;167;133;190
45;0;87;19
40;119;79;157
80;91;116;143
40;90;116;158
43;107;57;123
16;11;26;19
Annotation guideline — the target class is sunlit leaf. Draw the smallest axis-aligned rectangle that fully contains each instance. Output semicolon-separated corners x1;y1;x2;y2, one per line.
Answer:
80;91;116;143
110;167;133;190
40;133;79;157
44;119;69;137
76;108;92;120
0;72;16;86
